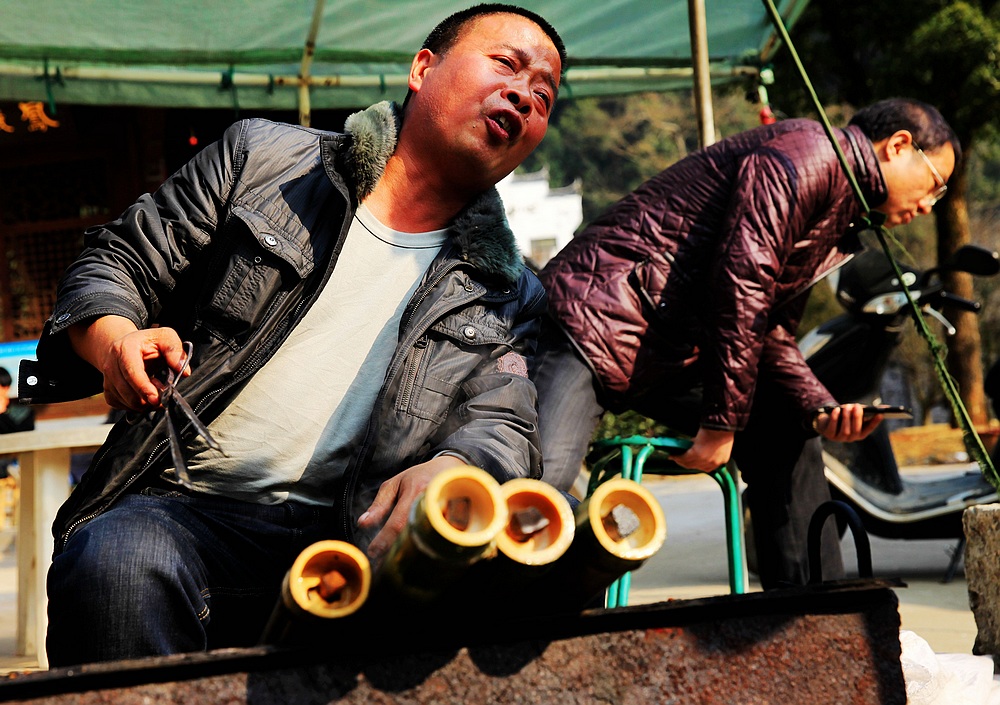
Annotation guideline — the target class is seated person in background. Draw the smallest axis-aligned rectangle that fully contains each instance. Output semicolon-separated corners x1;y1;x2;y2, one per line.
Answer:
0;366;34;478
21;3;564;666
0;366;34;435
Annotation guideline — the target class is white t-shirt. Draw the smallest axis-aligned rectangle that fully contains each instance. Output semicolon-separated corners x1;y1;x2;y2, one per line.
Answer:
179;204;447;505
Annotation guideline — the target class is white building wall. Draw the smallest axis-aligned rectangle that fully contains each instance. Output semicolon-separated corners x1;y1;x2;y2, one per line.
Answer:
496;169;583;269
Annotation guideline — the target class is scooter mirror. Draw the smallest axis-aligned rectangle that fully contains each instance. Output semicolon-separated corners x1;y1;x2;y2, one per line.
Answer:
939;245;1000;277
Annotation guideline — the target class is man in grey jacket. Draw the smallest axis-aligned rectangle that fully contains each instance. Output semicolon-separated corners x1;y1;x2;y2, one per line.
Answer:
26;4;564;666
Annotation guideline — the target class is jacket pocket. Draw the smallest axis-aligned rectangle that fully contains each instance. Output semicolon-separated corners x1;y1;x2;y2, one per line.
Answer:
397;307;512;423
630;255;682;312
198;209;314;337
396;334;465;423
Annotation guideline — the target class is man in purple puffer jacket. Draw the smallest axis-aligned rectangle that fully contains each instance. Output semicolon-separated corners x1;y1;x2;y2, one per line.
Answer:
533;98;959;587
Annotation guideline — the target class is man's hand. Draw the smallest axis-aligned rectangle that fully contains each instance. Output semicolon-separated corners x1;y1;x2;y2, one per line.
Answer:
811;403;882;442
358;454;468;563
672;428;735;472
68;315;188;411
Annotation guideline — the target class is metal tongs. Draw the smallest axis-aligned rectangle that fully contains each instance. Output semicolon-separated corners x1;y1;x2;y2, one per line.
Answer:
154;341;222;489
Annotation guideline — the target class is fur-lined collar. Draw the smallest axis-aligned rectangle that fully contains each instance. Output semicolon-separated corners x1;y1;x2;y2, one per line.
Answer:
341;101;525;285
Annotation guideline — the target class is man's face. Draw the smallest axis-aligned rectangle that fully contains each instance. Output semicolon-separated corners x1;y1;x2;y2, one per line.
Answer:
404;13;562;192
874;134;956;228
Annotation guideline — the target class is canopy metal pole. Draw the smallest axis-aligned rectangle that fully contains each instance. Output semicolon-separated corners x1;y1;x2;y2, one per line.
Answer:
0;63;758;88
298;0;326;126
687;0;716;147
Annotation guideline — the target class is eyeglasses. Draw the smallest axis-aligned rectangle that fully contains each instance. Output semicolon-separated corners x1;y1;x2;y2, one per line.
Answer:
912;141;948;207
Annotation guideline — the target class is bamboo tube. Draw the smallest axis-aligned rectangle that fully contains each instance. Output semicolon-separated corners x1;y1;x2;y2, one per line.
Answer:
445;478;576;607
375;465;508;602
259;540;371;644
578;477;666;572
534;477;666;609
496;478;575;567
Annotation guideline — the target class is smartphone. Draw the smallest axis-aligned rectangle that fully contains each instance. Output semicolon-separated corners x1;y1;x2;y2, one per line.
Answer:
816;404;913;420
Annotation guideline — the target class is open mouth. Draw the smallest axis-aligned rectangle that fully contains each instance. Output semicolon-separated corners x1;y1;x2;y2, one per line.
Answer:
488;110;521;140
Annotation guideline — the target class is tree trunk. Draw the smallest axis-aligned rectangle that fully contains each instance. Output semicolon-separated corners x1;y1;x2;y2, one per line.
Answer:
937;154;988;427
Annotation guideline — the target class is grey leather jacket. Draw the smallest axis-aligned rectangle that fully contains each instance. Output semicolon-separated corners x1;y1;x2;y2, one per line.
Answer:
21;102;546;552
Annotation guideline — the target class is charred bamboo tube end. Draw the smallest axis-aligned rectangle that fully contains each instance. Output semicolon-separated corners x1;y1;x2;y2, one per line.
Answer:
585;478;666;564
287;540;371;619
497;478;576;566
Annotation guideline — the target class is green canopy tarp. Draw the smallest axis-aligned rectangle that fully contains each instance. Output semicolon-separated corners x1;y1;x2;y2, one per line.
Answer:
0;0;806;113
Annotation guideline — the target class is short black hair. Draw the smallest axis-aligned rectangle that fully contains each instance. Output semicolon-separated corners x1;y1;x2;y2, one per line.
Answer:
849;98;962;167
422;4;567;74
400;4;566;111
0;367;10;388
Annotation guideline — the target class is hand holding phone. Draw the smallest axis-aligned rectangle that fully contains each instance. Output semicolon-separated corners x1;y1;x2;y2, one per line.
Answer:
862;404;913;420
815;404;913;421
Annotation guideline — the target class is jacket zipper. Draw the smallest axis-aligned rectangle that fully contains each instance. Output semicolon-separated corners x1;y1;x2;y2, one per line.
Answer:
398;338;428;410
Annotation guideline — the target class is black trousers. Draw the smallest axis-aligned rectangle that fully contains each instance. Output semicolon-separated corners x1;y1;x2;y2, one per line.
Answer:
733;387;845;589
532;323;844;589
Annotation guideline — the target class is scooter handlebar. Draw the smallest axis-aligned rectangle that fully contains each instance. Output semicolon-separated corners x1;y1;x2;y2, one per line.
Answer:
934;291;981;313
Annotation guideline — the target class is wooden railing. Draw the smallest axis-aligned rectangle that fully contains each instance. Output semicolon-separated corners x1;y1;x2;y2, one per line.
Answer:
0;425;111;670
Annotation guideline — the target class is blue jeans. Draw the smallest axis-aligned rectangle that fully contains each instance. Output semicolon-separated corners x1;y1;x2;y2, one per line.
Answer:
46;487;338;667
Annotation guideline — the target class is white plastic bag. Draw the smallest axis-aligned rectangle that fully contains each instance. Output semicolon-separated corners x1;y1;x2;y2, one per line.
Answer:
900;629;998;705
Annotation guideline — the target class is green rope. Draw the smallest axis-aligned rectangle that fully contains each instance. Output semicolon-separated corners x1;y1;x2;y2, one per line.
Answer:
761;0;1000;489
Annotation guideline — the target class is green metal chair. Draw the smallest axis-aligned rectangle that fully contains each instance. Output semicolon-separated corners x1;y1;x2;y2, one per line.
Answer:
587;435;748;607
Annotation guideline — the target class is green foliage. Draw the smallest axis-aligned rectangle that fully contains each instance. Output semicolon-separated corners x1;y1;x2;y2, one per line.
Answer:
798;278;840;341
905;3;1000;128
967;125;1000;204
521;89;762;224
770;0;1000;143
594;410;672;442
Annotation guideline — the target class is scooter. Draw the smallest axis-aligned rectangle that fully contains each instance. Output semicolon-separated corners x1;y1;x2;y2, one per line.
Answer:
799;242;1000;574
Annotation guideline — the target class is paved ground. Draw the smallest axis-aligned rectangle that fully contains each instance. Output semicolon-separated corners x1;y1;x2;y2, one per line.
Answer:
0;467;985;675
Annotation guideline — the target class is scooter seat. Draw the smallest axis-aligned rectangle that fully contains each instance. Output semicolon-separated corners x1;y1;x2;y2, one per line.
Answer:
825;456;997;517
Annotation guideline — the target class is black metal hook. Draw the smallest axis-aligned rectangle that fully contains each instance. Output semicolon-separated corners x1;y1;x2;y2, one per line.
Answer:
808;500;872;584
